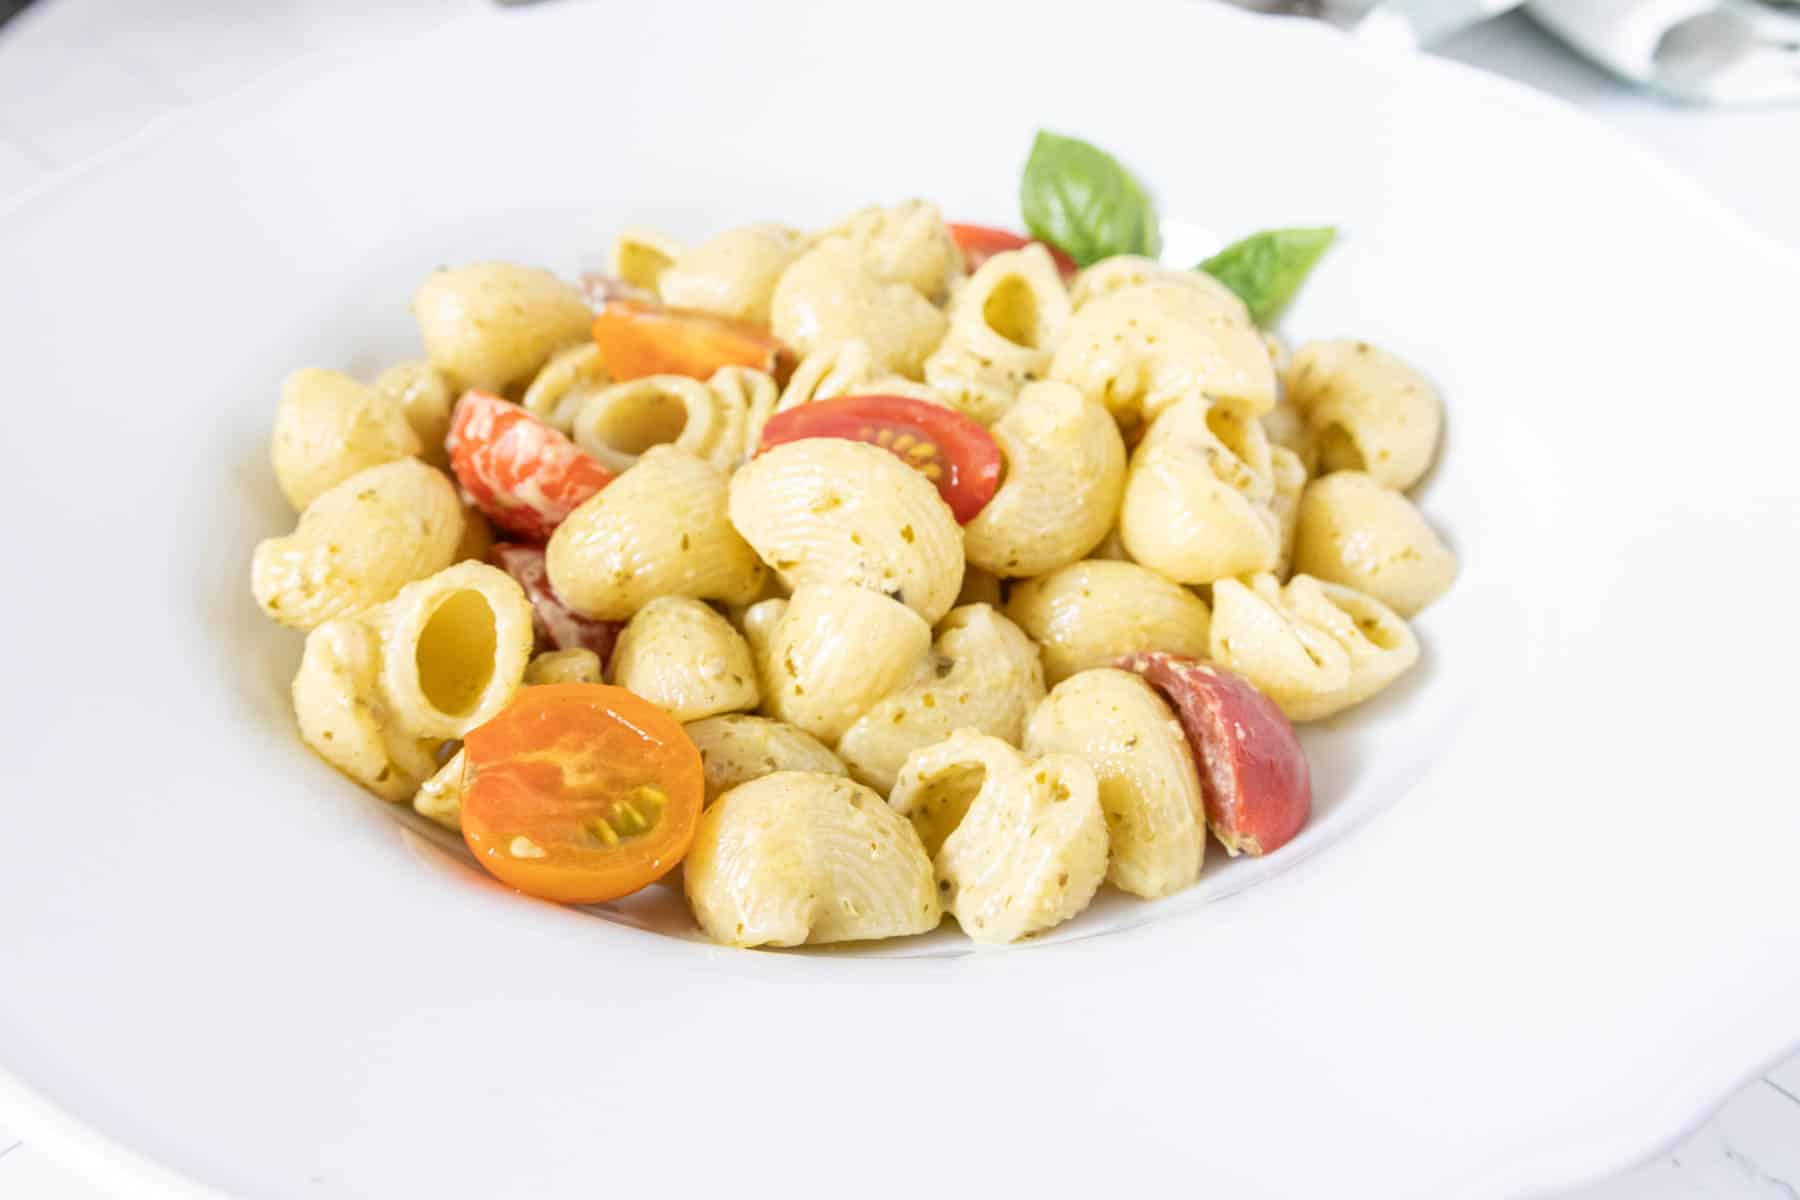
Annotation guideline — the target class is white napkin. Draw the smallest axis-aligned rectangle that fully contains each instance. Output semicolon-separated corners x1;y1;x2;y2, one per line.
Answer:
1528;0;1800;103
1357;0;1800;103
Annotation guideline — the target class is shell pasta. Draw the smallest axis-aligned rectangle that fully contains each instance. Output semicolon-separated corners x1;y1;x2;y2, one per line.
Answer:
250;132;1456;948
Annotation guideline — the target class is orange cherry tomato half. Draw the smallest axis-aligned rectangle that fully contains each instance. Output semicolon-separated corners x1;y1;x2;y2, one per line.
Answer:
758;394;1003;524
448;391;614;542
461;683;704;905
947;222;1078;279
592;298;791;383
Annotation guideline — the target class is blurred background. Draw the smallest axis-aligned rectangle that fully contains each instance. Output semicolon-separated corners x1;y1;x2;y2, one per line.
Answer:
0;1;1793;1197
1238;0;1800;105
9;0;1793;246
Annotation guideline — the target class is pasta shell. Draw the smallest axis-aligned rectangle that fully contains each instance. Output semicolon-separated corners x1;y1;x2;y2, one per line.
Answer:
889;731;1107;944
658;223;807;326
742;586;931;744
1287;339;1444;491
963;381;1125;578
293;617;441;802
374;360;457;469
776;340;877;413
412;262;592;394
519;343;611;434
1292;470;1457;616
1208;573;1419;721
361;560;537;742
612;226;685;294
729;438;964;625
546;446;767;621
823;199;962;302
1050;279;1276;429
608;596;759;722
1269;445;1309;580
522;647;604;686
836;604;1047;794
710;366;780;461
684;771;941;947
570;372;749;473
770;238;947;379
1120;395;1281;585
1067;255;1247;313
412;748;466;830
253;458;465;631
271;368;421;511
1024;668;1207;899
684;714;847;806
1005;559;1211;684
923;244;1071;425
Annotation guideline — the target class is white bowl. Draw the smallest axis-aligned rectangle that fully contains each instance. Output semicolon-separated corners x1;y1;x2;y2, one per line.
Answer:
2;2;1797;1196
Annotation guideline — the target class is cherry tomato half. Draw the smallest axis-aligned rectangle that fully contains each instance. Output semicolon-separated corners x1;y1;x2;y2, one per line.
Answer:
488;543;623;662
947;222;1078;279
448;391;614;541
758;394;1003;524
462;683;704;904
592;298;791;383
1118;652;1312;857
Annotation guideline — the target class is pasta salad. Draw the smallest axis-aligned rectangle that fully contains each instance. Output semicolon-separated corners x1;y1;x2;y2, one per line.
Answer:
250;131;1456;948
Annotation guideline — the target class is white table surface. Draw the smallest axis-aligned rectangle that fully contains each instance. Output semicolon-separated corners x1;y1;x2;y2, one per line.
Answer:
1;2;1796;1196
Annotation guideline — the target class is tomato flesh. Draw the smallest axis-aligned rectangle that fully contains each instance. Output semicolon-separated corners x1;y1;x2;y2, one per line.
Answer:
461;684;703;904
758;394;1002;524
488;542;622;662
592;298;791;382
448;391;614;541
947;222;1079;279
1119;652;1311;856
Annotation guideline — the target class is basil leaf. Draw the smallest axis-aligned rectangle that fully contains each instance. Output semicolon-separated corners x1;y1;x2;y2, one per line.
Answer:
1020;130;1160;268
1198;226;1336;324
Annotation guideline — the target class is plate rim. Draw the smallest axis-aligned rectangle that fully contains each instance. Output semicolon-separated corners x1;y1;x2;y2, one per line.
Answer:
2;3;1797;1197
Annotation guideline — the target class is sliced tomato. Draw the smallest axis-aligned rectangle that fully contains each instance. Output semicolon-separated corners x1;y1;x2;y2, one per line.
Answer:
447;391;613;541
488;542;622;662
947;222;1078;279
592;298;790;383
1119;652;1312;857
757;394;1002;524
461;683;704;904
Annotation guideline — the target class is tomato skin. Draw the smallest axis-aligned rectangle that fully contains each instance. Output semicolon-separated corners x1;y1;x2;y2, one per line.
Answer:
448;391;614;541
757;394;1003;524
592;299;790;382
461;684;704;905
1118;652;1311;856
948;222;1079;279
488;543;622;662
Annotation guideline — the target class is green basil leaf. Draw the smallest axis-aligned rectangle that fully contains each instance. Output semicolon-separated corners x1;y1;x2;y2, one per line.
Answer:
1198;226;1336;324
1019;130;1160;268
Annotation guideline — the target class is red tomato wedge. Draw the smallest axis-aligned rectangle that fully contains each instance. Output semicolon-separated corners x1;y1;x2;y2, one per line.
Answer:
592;298;791;382
758;394;1003;524
948;222;1079;279
462;683;704;904
488;543;622;662
1119;652;1312;857
447;391;614;541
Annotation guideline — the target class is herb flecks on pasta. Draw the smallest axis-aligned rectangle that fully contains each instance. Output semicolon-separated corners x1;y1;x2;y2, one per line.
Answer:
251;132;1454;947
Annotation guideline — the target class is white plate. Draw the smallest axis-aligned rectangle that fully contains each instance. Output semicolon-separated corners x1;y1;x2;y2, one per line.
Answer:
2;2;1797;1196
